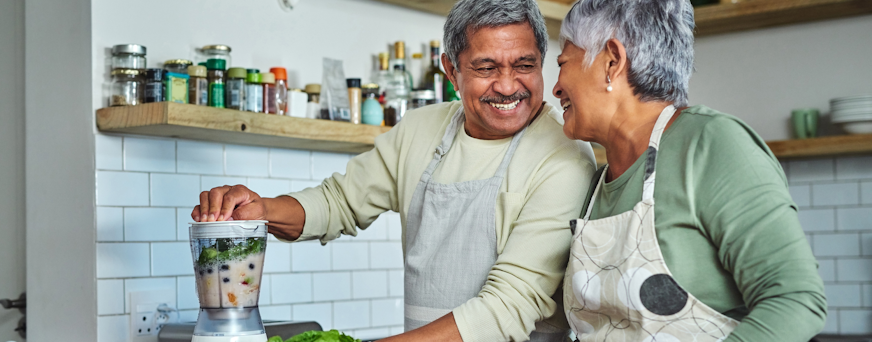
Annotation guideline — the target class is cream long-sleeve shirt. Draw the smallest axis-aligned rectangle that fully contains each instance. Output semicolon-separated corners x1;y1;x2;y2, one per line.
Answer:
288;101;597;341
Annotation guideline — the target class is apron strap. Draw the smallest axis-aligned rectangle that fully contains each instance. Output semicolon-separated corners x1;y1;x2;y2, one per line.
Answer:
641;105;676;202
582;165;608;221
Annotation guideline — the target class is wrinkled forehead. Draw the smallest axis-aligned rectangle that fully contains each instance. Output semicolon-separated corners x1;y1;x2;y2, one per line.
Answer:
459;23;543;66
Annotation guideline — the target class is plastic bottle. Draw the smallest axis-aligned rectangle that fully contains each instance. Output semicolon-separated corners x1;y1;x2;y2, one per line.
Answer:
261;72;277;114
270;67;289;115
361;83;383;126
347;78;362;124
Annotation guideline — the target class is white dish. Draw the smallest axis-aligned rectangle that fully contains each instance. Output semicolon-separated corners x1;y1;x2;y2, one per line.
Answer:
831;102;872;111
840;120;872;134
832;114;872;123
832;109;872;117
831;95;872;103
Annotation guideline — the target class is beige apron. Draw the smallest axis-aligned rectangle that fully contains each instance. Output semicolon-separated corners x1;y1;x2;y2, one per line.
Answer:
404;106;566;341
563;105;740;341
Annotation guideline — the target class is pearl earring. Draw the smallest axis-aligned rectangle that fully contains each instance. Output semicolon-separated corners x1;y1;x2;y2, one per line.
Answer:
606;75;613;92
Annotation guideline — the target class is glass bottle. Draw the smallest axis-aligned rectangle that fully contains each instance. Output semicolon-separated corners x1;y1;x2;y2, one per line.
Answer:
390;41;414;94
423;40;446;103
347;78;362;124
110;68;142;106
384;42;412;124
143;68;166;103
361;83;383;126
225;67;247;111
206;59;226;108
188;65;209;106
261;72;277;114
270;67;289;115
245;69;263;113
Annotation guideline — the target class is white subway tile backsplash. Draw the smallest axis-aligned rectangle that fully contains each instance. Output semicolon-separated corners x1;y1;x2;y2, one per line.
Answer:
389;270;403;297
836;156;872;180
247;178;292;198
179;309;198;322
177;276;199;310
353;327;391;340
838;207;872;231
863;182;872;205
788;185;811;207
813;183;860;206
813;234;860;257
272;273;313;304
371;298;403;327
352;271;388;299
314;272;352;302
797;208;836;232
264;242;291;273
863;234;872;256
124;207;176;241
96;134;123;170
152;242;194;276
124;137;176;172
334;300;371;330
840;309;872;334
151;173;200;207
385;213;402;241
818;259;836;282
863;284;872;307
825;284;862;307
822;311;839;334
389;326;405;335
123;277;176;313
293;303;333;329
178;208;192;240
837;259;872;282
97;207;124;241
260;305;293;321
332;242;370;271
200;176;247;192
270;149;311;179
312;152;350;180
292;242;332;272
291;180;322;192
97;279;124;315
97;243;150;278
177;140;224;175
357;215;388;241
370;242;403;269
789;159;834;183
226;145;269;177
97;171;150;206
97;315;129;342
258;274;271;305
779;161;789;179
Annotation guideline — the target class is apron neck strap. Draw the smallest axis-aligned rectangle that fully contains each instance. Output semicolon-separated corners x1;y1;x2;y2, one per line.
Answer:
641;105;676;201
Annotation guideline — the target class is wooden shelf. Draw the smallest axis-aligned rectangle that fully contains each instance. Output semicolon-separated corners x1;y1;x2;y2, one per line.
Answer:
96;102;391;154
372;0;872;38
766;133;872;159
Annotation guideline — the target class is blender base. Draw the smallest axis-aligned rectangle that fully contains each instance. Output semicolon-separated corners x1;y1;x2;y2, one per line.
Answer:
191;333;268;342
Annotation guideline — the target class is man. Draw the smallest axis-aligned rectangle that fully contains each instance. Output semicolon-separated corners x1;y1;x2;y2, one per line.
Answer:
193;0;596;340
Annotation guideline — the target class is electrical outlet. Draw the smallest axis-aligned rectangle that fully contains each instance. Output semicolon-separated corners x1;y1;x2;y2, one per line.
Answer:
129;290;176;342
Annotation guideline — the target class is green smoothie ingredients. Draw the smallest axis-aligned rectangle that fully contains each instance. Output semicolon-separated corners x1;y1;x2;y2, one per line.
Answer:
197;237;265;266
268;330;361;342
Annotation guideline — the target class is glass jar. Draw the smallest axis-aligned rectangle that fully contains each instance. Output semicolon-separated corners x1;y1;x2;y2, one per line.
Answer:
304;83;321;119
143;68;166;103
410;89;436;109
245;70;263;113
198;45;232;67
164;59;193;74
110;69;142;106
361;83;383;126
261;72;277;114
225;67;247;111
188;65;209;106
111;44;147;70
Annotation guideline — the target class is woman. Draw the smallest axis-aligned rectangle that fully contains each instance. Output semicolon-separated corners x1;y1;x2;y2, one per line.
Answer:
553;0;826;341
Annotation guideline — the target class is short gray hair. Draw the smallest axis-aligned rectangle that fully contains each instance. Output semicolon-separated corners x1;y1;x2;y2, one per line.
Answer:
443;0;549;67
559;0;695;106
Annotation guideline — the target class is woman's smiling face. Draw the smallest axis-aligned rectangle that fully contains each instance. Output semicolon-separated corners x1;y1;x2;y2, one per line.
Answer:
553;41;611;142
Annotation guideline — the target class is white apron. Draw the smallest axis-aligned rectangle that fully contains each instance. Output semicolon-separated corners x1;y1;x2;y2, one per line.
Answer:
404;106;567;341
563;105;740;341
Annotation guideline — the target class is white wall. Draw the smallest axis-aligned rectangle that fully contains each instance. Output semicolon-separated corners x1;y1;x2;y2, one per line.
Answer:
690;14;872;140
0;0;26;340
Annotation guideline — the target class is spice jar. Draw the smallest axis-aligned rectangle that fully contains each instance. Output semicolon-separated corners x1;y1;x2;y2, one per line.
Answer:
110;69;142;106
206;59;226;108
111;44;147;70
188;65;208;106
270;67;289;115
245;69;263;113
198;45;232;67
143;68;166;103
261;72;277;114
164;59;192;74
164;60;191;104
347;78;362;124
361;83;383;126
410;89;436;110
304;83;321;119
225;67;246;111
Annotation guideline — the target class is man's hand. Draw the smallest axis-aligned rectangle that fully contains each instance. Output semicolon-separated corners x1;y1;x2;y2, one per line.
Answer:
192;185;265;222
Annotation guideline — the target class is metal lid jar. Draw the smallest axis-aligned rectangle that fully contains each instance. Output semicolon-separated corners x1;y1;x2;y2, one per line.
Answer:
164;59;193;75
110;69;142;106
111;44;147;70
410;89;436;110
198;44;232;68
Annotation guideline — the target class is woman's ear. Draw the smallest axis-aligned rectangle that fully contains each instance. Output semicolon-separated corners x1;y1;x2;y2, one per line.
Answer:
604;38;628;80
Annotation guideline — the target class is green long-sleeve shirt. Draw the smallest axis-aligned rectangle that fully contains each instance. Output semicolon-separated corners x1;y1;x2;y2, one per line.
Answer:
581;105;827;342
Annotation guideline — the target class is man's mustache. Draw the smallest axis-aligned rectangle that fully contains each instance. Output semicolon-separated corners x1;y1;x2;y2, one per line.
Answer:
479;91;531;103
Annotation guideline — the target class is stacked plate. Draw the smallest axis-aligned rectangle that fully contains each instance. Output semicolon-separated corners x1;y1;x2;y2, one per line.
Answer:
831;95;872;134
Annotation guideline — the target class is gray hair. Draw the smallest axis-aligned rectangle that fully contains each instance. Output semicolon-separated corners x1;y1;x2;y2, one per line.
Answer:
559;0;695;106
443;0;549;67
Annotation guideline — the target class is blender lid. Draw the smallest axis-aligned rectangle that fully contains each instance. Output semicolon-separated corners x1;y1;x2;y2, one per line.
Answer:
190;220;267;227
189;220;268;238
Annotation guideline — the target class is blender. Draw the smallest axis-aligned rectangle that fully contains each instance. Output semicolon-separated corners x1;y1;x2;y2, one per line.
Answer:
189;220;269;342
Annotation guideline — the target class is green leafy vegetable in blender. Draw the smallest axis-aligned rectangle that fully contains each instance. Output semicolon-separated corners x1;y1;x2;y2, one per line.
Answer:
272;330;362;342
197;237;266;266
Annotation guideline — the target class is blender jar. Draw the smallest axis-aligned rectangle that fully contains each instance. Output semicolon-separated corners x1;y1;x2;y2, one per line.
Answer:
189;220;268;341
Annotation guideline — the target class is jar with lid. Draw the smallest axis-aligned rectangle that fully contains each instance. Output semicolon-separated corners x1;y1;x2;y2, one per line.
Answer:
164;59;192;104
206;59;226;108
261;72;277;114
143;68;166;103
225;67;247;111
111;44;146;70
270;67;289;115
245;69;263;113
188;65;209;106
110;69;142;106
198;45;232;67
361;83;383;126
164;59;192;74
410;89;436;110
304;83;321;119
